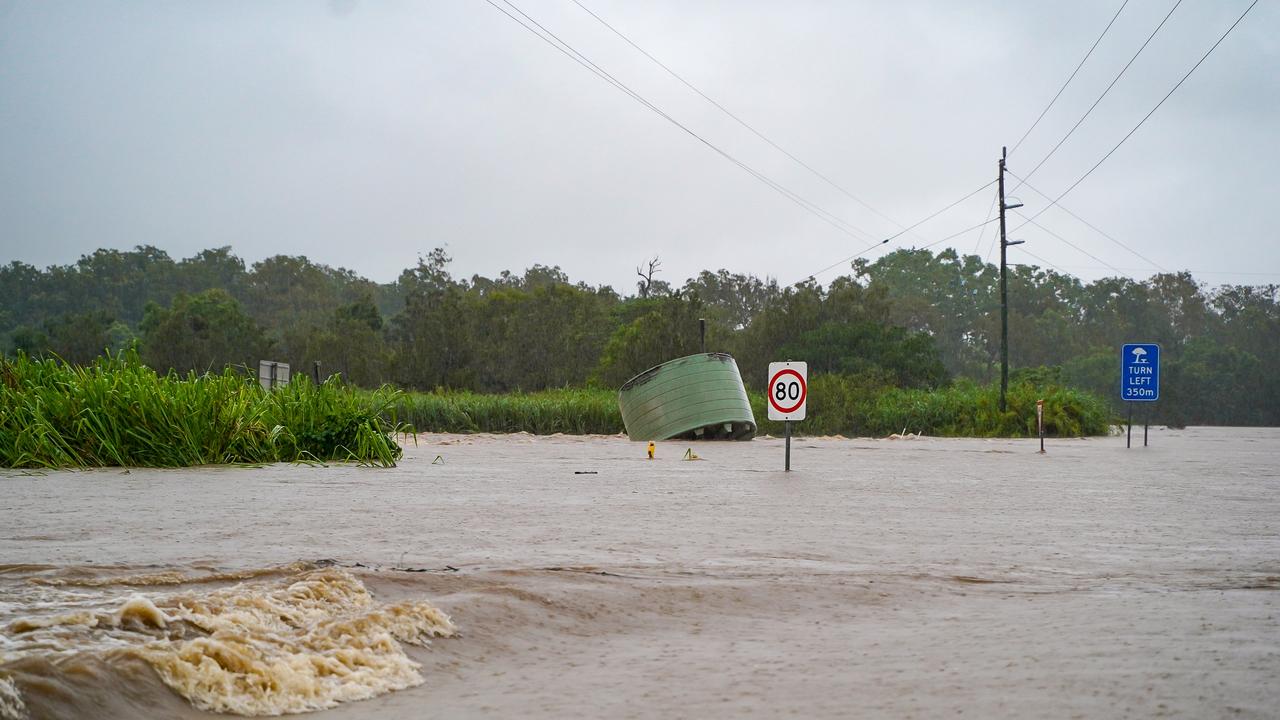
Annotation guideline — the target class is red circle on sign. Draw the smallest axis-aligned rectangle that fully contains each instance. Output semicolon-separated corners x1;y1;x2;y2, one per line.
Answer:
768;368;807;414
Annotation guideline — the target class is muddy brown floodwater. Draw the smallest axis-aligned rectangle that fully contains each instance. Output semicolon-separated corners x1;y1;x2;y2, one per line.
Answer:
1;427;1278;719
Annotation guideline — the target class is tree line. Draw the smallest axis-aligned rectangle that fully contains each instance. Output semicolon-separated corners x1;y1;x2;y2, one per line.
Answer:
2;245;1276;426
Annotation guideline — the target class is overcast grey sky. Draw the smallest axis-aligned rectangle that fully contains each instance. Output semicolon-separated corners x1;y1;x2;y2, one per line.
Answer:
1;0;1276;291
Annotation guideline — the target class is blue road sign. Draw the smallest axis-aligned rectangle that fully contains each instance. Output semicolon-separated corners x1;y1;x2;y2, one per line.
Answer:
1121;343;1160;402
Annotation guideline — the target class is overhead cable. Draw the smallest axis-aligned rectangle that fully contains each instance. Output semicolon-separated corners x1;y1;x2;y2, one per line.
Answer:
1016;0;1184;185
482;0;881;243
1005;168;1166;272
795;180;997;285
1010;0;1260;232
1009;0;1132;156
571;0;923;242
1012;210;1126;275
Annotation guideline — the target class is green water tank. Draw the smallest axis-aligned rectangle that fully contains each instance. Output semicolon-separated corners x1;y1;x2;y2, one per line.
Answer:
617;353;756;441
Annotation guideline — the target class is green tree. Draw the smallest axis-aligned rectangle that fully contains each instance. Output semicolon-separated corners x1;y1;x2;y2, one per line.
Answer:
305;296;389;387
781;321;949;389
593;293;709;388
387;250;476;389
42;311;119;365
139;289;272;373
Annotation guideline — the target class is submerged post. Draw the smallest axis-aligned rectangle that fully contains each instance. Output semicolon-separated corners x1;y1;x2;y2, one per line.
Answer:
768;361;807;474
784;419;792;472
1037;399;1045;454
1126;403;1133;449
1144;407;1149;447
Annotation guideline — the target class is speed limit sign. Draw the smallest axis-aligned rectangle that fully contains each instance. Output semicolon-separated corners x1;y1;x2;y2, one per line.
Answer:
767;361;808;421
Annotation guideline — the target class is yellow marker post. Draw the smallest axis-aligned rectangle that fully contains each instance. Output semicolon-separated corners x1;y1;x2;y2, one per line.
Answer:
647;441;655;459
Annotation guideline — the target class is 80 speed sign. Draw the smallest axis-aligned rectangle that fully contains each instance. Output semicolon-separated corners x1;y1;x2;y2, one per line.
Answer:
767;361;808;421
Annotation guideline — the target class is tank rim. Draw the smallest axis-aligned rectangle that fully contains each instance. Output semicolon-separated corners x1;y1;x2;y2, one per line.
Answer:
618;352;737;393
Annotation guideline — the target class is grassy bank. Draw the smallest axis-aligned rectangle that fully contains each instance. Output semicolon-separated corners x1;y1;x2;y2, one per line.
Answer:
0;355;1111;470
390;389;622;435
0;354;405;468
749;376;1113;438
390;377;1112;438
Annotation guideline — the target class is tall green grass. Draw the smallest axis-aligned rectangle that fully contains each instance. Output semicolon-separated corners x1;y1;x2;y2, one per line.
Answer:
389;389;623;435
749;376;1113;438
0;353;405;468
390;377;1112;438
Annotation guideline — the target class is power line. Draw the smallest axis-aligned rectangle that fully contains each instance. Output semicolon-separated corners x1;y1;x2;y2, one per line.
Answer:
1010;0;1260;232
1005;167;1166;272
917;217;1003;254
482;0;882;244
1009;0;1132;156
795;180;997;285
1015;0;1184;186
571;0;922;242
1012;209;1125;275
1038;265;1280;278
1012;246;1067;274
973;186;999;256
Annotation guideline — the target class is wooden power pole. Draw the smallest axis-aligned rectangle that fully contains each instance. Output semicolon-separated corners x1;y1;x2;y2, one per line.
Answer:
998;146;1023;413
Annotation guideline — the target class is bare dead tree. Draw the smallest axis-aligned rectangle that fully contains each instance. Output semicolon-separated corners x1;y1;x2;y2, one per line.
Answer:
636;256;662;298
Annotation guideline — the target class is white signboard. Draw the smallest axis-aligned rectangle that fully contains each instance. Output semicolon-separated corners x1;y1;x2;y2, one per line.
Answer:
767;361;808;421
258;360;290;390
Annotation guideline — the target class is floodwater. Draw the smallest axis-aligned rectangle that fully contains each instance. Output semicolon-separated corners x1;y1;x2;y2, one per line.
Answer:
1;427;1278;718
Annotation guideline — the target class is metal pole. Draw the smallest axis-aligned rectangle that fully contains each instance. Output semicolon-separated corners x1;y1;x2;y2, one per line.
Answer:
784;420;791;472
998;147;1009;413
313;361;321;385
1037;400;1045;453
1126;403;1133;449
1144;407;1149;447
699;318;707;354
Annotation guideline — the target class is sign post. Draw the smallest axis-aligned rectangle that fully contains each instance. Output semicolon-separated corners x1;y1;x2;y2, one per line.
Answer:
1036;399;1045;453
1120;343;1160;448
767;361;808;472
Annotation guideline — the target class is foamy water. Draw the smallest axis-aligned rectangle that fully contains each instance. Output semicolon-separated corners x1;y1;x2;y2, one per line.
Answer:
2;427;1278;718
0;564;452;717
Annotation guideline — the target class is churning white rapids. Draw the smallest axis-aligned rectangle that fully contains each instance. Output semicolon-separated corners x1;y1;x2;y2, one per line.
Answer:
1;427;1277;719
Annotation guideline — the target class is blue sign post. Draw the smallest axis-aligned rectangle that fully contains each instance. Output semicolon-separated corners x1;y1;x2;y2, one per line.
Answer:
1121;343;1160;447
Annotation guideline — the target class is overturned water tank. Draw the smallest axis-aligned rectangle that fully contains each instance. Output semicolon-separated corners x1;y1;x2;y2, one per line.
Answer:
617;353;756;441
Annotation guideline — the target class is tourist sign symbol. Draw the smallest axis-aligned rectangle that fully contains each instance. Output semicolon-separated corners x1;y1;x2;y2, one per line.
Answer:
1120;343;1160;402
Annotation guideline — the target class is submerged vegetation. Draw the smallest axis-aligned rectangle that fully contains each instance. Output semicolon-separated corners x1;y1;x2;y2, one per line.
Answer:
389;379;1111;439
0;353;1108;471
389;389;621;436
0;353;405;469
750;376;1112;438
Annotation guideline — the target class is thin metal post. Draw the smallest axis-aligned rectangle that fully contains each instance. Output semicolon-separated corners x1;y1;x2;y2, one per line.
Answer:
699;318;707;354
313;361;321;384
269;362;278;389
1126;403;1133;449
1144;407;1149;447
1037;400;1045;453
784;420;791;472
